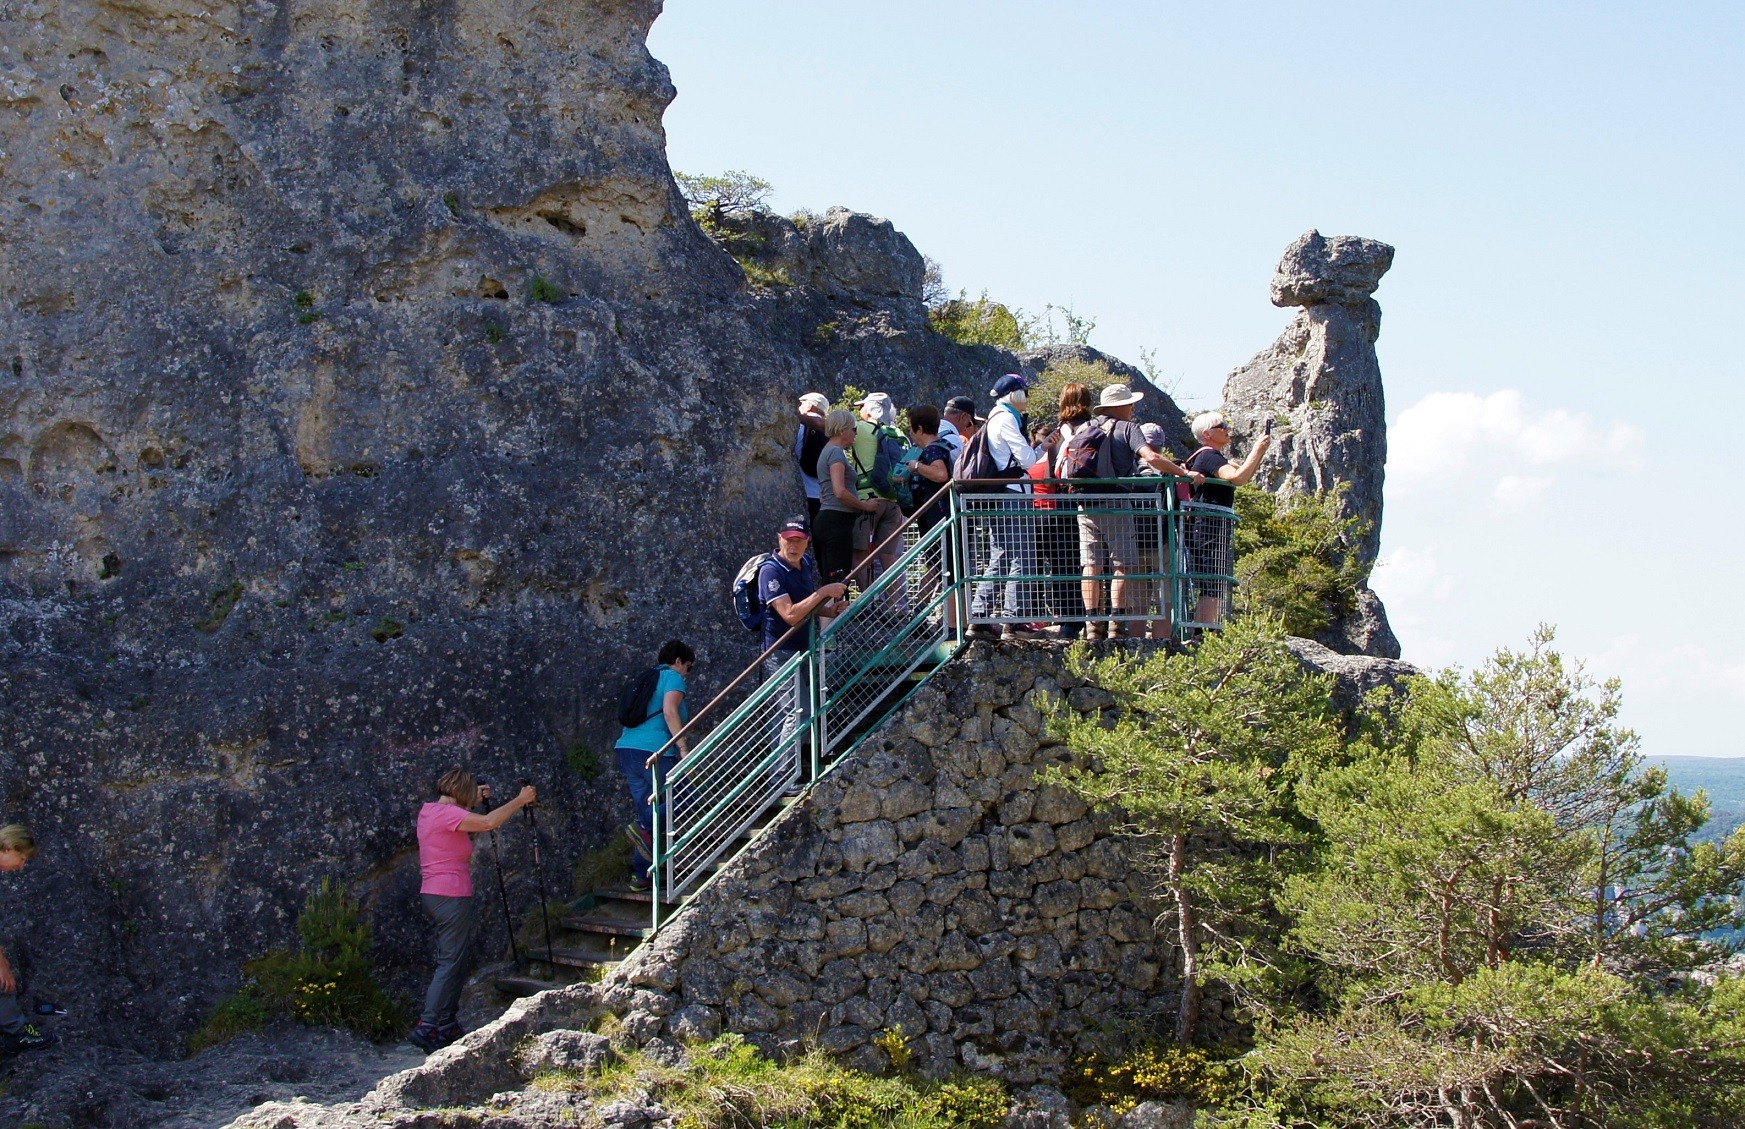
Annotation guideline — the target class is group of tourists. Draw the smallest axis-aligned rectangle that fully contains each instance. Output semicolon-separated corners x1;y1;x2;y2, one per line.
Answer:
407;372;1270;1054
790;372;1271;640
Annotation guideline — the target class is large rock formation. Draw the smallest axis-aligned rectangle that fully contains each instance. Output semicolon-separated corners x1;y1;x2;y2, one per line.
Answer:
1221;231;1400;658
0;0;958;1055
0;0;1197;1074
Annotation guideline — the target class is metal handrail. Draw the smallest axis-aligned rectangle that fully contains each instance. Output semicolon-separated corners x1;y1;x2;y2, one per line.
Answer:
642;476;1232;926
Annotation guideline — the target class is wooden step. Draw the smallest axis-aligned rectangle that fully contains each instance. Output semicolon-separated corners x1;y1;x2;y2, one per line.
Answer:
561;907;652;939
546;938;636;969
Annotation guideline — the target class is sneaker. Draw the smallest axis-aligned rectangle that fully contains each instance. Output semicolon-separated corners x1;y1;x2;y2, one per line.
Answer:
32;1000;67;1017
435;1022;465;1048
626;873;653;893
623;822;652;863
407;1022;444;1053
7;1023;57;1052
1000;627;1048;642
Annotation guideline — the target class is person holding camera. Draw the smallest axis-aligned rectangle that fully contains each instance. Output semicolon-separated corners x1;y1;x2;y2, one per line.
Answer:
409;769;535;1053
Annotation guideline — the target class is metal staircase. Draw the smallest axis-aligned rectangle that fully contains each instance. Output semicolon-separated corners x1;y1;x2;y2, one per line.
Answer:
494;481;1234;995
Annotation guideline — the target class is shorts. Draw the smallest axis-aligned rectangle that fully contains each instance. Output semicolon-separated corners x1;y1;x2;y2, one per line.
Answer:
853;500;903;555
1077;511;1136;572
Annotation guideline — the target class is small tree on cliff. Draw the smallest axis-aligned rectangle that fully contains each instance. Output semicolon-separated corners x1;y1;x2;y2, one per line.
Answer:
675;170;774;229
1048;618;1345;1047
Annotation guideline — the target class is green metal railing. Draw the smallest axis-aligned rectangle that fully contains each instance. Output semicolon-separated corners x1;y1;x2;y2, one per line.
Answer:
644;478;1236;926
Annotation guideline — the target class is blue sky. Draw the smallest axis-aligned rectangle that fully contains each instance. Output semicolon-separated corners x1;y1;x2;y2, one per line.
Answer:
648;2;1745;756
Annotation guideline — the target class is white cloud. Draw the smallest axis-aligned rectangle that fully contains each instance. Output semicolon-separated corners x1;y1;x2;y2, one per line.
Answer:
1370;544;1463;669
1588;634;1745;704
1372;544;1456;604
1389;390;1642;500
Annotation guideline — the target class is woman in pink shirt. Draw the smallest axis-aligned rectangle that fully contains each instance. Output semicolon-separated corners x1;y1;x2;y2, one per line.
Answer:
409;768;536;1053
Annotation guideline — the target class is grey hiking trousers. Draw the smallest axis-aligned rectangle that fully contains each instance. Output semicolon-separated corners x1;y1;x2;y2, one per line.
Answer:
420;893;479;1027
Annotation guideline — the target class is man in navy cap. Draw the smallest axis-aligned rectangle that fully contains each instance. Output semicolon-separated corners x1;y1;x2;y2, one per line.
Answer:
757;516;847;792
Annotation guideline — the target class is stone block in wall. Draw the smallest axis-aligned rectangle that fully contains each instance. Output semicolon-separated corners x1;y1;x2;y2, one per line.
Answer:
665;1004;721;1042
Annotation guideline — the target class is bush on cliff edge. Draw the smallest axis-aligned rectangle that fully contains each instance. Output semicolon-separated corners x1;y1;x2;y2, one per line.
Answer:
190;878;404;1051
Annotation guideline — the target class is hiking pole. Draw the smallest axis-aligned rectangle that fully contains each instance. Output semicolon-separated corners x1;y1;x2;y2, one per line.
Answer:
487;828;522;975
519;780;557;969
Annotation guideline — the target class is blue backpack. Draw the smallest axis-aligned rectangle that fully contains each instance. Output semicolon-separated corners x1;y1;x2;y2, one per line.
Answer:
733;551;813;632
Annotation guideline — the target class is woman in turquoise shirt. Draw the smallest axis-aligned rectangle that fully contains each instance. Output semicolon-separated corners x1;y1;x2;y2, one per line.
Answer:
616;639;694;890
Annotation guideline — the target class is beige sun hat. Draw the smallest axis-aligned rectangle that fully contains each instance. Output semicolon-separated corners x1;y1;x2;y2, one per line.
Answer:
1094;384;1145;411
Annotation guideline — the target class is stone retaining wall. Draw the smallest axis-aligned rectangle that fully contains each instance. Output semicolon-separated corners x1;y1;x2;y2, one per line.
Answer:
604;642;1239;1085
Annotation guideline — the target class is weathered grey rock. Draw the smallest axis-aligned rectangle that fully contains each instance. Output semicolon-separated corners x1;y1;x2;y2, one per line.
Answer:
517;1030;614;1077
1222;230;1400;658
1005;1083;1076;1129
1120;1099;1197;1129
1270;230;1395;309
1287;637;1418;720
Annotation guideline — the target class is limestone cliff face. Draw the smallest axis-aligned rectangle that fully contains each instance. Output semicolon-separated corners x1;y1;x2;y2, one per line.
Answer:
0;0;825;1047
1221;231;1400;658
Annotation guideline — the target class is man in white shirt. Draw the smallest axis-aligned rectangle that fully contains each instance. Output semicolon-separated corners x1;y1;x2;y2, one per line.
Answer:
968;374;1058;640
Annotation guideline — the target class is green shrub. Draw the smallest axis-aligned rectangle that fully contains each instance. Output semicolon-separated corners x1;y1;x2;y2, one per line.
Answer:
578;1034;1006;1128
566;742;600;780
927;291;1032;349
1231;483;1368;637
573;834;633;898
529;276;561;303
737;258;792;290
1063;1045;1241;1115
188;989;270;1053
1025;356;1119;432
194;580;244;633
193;878;404;1050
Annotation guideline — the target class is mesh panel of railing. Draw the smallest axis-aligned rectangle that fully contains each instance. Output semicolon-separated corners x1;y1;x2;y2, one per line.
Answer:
649;480;1237;911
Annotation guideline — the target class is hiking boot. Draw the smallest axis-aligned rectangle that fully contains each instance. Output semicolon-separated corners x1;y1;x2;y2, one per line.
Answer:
1083;621;1107;642
623;822;652;863
435;1022;465;1048
965;624;998;640
407;1022;444;1053
7;1024;57;1053
1000;626;1049;642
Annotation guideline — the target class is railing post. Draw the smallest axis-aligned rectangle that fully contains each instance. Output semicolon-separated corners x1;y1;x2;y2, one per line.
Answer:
951;487;970;639
807;620;824;781
649;773;663;930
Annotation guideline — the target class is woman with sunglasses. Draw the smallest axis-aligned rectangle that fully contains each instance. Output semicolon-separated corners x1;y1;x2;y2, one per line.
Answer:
1184;412;1272;627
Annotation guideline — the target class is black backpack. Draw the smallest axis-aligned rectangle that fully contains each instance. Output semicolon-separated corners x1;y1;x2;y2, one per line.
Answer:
616;666;662;728
796;426;828;478
952;416;1026;491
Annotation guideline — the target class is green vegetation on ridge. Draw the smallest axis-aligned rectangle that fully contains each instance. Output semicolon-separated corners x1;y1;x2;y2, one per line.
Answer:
1046;623;1745;1128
